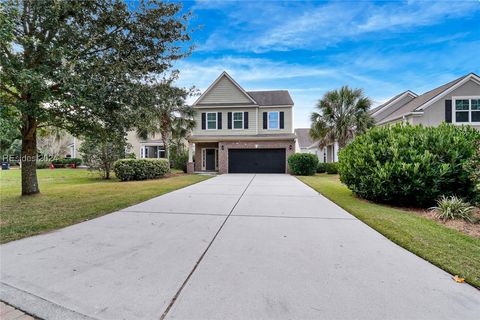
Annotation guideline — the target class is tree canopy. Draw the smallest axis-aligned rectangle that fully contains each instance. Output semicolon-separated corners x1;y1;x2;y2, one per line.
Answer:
0;0;193;195
310;86;374;149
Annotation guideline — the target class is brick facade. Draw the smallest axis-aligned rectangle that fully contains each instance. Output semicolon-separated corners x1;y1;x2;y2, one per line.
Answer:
193;142;219;171
187;140;295;173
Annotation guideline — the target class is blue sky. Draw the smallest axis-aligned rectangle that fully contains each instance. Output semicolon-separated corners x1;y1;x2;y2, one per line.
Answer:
173;0;480;128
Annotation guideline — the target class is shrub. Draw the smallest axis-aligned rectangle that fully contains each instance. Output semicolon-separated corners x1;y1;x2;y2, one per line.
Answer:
64;158;82;166
317;162;326;173
51;158;66;168
325;162;338;174
464;140;480;206
80;135;127;179
429;196;475;223
36;161;50;169
339;123;480;207
171;151;188;173
113;159;170;181
288;153;318;176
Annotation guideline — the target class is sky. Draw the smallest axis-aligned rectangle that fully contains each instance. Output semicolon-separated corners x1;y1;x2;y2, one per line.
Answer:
172;0;480;128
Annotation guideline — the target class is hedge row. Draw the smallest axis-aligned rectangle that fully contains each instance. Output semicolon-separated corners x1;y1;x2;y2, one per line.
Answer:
113;159;170;181
338;123;480;207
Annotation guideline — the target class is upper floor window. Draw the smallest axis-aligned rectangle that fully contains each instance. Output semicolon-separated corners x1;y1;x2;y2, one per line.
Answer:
268;112;279;129
233;112;243;129
207;112;217;129
454;97;480;123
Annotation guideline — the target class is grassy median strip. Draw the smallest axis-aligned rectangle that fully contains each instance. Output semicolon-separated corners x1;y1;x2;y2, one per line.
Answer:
298;174;480;288
0;169;210;244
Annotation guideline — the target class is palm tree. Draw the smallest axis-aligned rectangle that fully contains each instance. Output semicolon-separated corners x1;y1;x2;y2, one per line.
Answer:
137;84;195;159
310;86;374;149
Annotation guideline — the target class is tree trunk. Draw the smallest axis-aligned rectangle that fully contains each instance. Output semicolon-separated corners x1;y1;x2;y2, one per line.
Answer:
21;115;40;195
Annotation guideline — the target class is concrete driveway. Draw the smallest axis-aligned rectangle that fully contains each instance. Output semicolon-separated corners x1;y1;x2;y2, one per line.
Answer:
1;174;479;320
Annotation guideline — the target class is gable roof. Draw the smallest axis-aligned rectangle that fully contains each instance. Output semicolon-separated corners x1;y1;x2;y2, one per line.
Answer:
378;73;480;124
193;71;257;106
247;90;294;106
369;90;417;117
294;128;314;149
193;71;294;107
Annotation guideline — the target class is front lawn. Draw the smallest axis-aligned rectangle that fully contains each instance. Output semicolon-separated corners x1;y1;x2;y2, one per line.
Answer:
0;169;210;244
298;174;480;288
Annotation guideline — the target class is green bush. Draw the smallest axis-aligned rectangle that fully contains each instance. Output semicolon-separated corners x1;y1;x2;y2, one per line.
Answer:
36;161;50;169
317;162;326;173
113;159;170;181
325;162;338;174
339;123;480;207
64;158;82;166
288;153;318;176
429;196;475;223
171;152;188;173
464;140;480;205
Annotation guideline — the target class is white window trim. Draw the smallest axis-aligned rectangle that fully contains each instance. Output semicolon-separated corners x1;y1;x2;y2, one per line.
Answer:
267;111;280;130
206;112;218;130
232;111;244;130
452;96;480;124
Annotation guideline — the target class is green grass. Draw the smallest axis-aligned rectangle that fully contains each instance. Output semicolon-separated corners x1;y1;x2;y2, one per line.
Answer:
298;174;480;288
0;168;210;244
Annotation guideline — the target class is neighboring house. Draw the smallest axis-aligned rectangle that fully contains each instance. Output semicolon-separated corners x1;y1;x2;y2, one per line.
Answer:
126;131;166;159
372;72;480;128
187;71;296;173
65;132;166;160
294;128;335;163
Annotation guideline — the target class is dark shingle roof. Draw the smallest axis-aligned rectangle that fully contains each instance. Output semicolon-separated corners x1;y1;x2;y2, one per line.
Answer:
247;90;294;106
379;74;470;124
294;128;314;149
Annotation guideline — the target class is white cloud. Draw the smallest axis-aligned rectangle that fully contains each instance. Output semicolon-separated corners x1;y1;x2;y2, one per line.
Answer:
173;56;405;128
195;0;480;53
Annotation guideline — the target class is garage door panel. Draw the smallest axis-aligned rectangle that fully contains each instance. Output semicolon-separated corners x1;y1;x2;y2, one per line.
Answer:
228;149;286;173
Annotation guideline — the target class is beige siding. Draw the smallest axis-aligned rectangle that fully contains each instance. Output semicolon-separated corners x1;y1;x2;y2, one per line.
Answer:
192;108;258;136
126;131;163;158
192;106;294;136
197;77;253;105
413;79;480;130
258;107;293;134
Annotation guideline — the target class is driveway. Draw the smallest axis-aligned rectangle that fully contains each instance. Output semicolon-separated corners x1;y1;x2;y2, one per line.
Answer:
1;174;479;320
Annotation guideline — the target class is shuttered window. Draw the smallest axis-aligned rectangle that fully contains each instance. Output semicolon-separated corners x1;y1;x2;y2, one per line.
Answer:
207;112;217;129
233;112;243;129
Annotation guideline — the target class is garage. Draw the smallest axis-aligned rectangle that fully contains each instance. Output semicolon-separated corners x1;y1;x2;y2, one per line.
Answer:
228;148;286;173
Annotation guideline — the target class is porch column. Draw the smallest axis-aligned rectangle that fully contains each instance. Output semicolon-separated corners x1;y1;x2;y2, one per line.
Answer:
188;142;193;162
187;142;195;173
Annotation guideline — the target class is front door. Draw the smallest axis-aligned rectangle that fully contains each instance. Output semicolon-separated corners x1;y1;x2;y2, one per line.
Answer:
205;149;216;171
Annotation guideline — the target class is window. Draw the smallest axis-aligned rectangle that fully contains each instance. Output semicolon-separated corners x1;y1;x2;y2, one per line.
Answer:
233;112;243;129
268;112;279;129
472;99;480;122
455;99;469;123
454;97;480;123
207;112;217;129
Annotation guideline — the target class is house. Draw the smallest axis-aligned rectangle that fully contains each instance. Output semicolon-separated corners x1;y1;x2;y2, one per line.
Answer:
126;131;166;159
186;71;296;173
65;132;167;160
371;73;480;128
294;128;336;163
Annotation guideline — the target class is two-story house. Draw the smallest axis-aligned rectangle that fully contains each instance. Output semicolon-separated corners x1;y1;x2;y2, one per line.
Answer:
371;72;480;128
186;72;296;173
